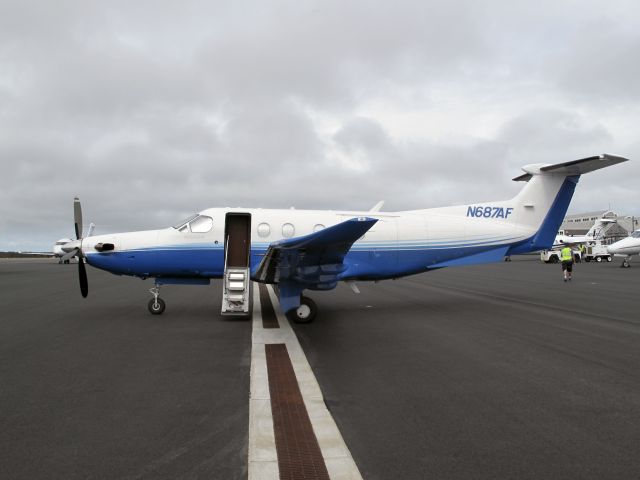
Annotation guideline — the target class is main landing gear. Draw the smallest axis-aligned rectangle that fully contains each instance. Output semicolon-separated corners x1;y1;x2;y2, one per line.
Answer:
621;257;632;268
286;295;317;324
148;284;166;315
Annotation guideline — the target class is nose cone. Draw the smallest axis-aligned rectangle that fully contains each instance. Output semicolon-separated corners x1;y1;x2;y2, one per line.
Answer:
61;239;81;253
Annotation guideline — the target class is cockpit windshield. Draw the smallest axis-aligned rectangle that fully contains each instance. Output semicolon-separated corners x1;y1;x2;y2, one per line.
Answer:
173;214;213;233
631;230;640;238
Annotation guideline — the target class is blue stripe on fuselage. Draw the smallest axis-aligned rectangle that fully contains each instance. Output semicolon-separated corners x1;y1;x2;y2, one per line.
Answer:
86;247;226;278
86;240;519;281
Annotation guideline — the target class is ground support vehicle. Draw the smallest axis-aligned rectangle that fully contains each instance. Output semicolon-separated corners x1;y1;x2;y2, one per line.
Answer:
540;248;581;264
583;242;612;263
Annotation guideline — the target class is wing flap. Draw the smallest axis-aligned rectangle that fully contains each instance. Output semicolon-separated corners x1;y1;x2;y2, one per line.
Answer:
255;217;377;285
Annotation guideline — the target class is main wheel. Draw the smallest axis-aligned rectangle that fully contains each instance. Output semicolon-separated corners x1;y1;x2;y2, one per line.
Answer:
286;296;317;324
148;297;166;315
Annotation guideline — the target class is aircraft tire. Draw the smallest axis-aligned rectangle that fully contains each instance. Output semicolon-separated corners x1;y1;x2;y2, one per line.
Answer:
148;297;166;315
287;296;317;324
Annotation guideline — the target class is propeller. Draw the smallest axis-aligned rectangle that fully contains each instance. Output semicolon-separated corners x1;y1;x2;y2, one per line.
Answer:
62;197;89;298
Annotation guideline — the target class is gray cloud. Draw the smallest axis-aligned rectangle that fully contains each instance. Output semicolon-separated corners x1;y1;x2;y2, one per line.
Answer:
0;0;638;251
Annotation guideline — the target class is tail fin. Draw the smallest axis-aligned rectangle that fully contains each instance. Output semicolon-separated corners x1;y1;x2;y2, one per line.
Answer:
508;154;628;253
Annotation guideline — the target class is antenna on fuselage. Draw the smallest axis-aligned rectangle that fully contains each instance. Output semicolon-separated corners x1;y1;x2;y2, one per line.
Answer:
369;201;384;212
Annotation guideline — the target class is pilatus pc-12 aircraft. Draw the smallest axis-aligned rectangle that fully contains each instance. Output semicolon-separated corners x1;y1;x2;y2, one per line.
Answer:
62;154;627;322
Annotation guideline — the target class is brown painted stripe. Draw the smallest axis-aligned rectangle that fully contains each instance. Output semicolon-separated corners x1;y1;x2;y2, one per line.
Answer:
266;344;329;480
259;284;279;329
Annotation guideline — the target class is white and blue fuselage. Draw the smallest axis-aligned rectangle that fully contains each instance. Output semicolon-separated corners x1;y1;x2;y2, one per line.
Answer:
82;170;575;283
65;154;627;318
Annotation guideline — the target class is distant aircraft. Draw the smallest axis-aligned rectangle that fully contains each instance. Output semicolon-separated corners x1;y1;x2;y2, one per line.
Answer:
62;154;627;322
53;238;74;263
553;217;617;246
53;224;94;263
607;230;640;268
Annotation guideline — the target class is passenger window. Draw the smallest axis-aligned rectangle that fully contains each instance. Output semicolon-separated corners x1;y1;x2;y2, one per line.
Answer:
313;224;325;232
282;223;295;238
257;223;271;237
189;215;213;233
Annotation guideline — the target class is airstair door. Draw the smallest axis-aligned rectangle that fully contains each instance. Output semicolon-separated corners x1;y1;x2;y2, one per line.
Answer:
221;213;252;316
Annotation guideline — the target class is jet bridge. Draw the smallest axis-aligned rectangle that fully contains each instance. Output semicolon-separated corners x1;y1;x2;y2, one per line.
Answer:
221;213;251;316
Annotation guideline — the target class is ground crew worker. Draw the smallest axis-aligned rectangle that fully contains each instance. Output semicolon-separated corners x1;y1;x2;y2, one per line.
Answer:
561;245;573;282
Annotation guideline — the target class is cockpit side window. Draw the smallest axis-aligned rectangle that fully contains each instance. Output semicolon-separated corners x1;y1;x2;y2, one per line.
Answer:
189;215;213;233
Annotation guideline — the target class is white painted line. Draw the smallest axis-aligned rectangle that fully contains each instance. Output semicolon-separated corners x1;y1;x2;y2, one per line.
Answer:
248;283;363;480
248;288;279;480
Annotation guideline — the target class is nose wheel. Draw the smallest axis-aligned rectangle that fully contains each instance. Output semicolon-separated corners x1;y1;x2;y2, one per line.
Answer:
148;284;166;315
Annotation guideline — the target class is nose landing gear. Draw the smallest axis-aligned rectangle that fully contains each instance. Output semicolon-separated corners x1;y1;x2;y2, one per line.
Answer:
148;284;166;315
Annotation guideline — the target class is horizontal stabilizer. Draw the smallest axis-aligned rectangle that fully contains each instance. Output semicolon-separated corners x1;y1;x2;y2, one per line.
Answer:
513;154;628;181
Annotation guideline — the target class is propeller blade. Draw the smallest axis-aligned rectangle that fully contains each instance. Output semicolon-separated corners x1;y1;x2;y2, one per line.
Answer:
78;255;88;298
74;197;83;240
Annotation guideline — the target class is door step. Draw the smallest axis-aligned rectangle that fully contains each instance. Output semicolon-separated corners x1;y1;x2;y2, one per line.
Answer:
221;267;250;315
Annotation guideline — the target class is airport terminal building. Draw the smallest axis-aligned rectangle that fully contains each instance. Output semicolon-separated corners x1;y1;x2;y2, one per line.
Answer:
561;210;638;241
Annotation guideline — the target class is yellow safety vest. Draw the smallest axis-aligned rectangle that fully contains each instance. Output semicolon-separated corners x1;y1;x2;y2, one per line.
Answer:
561;247;573;261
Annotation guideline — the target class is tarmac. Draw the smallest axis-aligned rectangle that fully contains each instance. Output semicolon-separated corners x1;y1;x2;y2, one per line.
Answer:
1;256;639;479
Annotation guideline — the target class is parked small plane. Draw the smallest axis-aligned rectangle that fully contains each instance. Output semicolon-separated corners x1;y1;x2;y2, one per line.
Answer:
607;230;640;267
54;225;94;263
53;238;74;263
62;154;627;322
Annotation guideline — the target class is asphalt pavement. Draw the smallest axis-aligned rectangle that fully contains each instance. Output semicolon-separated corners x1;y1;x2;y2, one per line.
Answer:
293;256;640;480
2;256;640;479
0;259;251;480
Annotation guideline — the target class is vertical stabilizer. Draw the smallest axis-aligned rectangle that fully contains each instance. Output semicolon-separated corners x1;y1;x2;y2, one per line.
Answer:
507;154;627;254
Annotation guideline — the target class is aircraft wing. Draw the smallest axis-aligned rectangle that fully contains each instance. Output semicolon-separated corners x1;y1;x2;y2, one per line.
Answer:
254;217;378;289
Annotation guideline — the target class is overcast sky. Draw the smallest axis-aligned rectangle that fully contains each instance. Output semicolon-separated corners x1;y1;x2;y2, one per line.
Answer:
1;0;638;251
